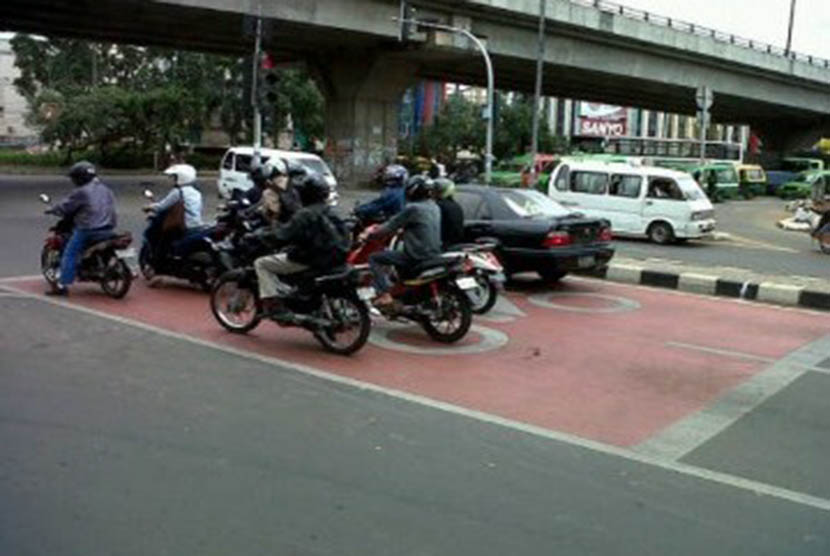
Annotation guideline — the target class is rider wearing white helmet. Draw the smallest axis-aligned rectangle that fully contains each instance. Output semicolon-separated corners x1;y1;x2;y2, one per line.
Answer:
143;163;205;256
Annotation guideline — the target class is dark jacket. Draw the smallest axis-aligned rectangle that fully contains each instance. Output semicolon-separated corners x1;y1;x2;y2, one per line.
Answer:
373;199;441;262
256;202;349;269
436;197;465;249
53;178;117;230
355;186;405;221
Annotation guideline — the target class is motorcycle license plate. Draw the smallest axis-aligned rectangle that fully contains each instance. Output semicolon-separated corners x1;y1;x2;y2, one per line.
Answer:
357;286;376;300
116;248;136;259
456;276;478;290
577;256;595;269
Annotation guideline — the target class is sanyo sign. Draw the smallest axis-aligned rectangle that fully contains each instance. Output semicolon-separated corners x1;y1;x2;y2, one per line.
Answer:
577;103;628;137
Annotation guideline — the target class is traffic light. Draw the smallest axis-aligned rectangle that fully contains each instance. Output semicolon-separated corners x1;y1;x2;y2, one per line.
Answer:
258;52;279;108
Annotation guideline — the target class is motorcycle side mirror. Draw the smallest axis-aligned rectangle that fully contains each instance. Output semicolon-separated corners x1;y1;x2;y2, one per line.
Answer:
38;193;51;204
143;189;154;199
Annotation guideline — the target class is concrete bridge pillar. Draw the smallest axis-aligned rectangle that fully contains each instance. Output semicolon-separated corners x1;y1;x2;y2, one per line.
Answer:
312;52;417;188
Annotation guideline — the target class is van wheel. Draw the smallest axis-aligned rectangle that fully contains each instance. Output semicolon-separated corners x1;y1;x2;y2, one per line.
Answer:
648;222;675;245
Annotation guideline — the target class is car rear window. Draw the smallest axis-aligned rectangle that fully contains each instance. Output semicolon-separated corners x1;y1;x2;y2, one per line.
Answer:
500;190;571;218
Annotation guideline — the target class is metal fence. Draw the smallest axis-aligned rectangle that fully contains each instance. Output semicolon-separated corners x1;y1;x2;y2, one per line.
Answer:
567;0;830;69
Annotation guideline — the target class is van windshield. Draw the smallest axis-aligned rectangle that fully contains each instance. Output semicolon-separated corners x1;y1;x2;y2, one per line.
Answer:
677;177;706;201
297;157;333;176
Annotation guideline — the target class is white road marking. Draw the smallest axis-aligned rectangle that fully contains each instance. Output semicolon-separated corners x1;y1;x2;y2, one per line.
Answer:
666;341;830;376
634;338;830;462
3;283;830;513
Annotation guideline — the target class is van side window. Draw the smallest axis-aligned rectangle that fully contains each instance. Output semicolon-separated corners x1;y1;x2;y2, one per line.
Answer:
221;152;234;170
554;165;570;191
235;154;270;173
647;178;684;200
609;175;642;198
571;171;608;195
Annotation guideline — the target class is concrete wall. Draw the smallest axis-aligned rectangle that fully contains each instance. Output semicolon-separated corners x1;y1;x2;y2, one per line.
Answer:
0;38;37;145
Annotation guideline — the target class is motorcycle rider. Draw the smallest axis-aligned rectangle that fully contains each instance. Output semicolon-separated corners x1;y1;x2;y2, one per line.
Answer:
432;177;465;250
142;163;205;258
354;164;408;222
45;161;118;296
363;175;441;308
249;173;348;319
245;159;301;225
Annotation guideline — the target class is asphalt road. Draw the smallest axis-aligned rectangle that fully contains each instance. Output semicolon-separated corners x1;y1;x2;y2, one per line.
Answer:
0;175;825;280
2;174;830;554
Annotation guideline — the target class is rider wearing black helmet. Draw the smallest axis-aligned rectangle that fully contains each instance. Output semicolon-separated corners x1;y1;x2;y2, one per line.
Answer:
362;175;442;307
355;163;408;222
45;161;118;295
250;172;349;318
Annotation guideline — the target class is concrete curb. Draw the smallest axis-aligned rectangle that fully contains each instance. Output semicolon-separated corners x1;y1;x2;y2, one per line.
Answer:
593;262;830;312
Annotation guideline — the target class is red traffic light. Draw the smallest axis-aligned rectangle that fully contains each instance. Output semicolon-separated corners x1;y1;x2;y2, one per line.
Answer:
261;52;276;70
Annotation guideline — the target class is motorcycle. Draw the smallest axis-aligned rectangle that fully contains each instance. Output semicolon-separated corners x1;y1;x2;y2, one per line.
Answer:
441;242;505;315
348;225;477;343
348;220;502;316
810;210;830;254
39;193;134;298
209;239;372;356
138;189;229;291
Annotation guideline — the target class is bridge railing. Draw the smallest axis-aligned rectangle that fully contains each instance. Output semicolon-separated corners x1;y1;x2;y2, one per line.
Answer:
567;0;830;69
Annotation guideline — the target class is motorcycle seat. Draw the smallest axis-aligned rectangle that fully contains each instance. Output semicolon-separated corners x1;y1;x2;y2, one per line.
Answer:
403;254;464;280
82;231;132;256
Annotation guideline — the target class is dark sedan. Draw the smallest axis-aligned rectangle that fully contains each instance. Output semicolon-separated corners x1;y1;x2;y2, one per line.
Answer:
454;185;614;281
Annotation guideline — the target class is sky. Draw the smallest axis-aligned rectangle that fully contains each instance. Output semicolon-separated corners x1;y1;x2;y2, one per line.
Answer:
618;0;830;59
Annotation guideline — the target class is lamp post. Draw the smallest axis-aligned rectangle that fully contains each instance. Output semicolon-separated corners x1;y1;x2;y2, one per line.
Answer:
396;18;495;184
785;0;797;55
530;0;546;184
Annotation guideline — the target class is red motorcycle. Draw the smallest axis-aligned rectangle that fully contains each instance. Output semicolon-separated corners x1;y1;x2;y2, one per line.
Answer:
39;193;134;298
348;223;476;344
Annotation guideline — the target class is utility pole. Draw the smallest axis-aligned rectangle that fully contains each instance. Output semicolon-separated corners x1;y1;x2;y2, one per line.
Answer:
250;8;263;164
529;0;546;185
785;0;797;55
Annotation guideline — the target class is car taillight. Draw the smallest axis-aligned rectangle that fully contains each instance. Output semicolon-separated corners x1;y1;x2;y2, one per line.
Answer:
543;231;571;248
599;227;613;242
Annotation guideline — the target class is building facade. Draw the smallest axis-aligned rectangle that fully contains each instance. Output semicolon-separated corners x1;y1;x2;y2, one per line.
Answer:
0;36;37;147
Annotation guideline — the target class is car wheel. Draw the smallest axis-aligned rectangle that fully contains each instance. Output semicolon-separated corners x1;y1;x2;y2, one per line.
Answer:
648;222;675;245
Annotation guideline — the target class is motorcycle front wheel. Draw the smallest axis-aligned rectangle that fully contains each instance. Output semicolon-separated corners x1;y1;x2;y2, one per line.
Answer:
138;243;156;281
421;285;472;343
314;294;371;355
100;258;132;299
41;246;61;289
211;273;261;333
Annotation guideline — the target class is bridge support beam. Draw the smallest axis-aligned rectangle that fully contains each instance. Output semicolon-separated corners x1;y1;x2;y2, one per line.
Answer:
313;52;417;187
753;119;830;162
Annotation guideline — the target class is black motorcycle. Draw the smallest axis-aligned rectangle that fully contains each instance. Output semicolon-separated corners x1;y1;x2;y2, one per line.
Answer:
138;189;229;291
209;239;371;356
39;193;134;298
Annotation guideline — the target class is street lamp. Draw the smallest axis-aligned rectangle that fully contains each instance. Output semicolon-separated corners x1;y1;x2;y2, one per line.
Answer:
785;0;797;55
395;17;495;185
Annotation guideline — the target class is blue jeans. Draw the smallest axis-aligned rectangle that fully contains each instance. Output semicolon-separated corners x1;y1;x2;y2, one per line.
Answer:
59;227;114;286
369;250;412;293
171;227;211;257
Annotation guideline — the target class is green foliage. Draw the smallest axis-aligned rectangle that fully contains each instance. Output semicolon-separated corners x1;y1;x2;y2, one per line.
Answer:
11;35;325;167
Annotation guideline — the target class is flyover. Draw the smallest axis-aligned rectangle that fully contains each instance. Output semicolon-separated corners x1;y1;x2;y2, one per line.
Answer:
3;0;829;183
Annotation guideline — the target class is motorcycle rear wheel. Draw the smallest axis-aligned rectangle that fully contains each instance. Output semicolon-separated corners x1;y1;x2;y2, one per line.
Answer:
138;243;156;281
468;275;498;315
100;259;132;299
313;294;371;355
211;274;261;333
421;286;472;343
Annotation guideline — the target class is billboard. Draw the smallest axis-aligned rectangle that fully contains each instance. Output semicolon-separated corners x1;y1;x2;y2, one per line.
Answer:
577;103;628;137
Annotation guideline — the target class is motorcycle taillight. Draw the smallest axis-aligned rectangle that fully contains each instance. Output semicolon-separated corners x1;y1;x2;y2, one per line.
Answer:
45;233;62;249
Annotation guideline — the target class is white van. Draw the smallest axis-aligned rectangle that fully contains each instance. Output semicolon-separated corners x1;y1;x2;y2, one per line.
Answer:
547;160;715;244
217;147;338;202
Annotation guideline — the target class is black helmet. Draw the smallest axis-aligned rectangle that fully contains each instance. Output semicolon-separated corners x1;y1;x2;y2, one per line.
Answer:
250;159;287;187
68;160;97;187
286;160;309;179
405;175;432;202
297;172;330;206
382;164;408;188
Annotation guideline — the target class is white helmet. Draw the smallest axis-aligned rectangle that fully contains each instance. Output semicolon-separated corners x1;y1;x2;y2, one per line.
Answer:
163;164;197;186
